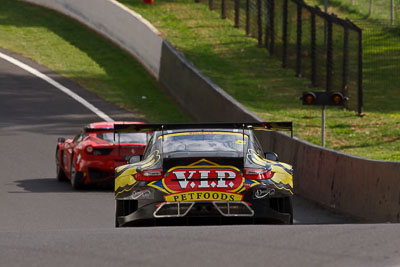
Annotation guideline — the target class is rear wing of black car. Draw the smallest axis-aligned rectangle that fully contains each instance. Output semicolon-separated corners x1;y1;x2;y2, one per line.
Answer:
114;122;293;137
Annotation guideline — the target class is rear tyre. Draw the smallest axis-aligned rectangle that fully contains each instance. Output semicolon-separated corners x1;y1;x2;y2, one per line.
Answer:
270;197;294;224
115;199;138;227
56;148;68;182
282;197;294;224
115;200;122;228
71;159;85;189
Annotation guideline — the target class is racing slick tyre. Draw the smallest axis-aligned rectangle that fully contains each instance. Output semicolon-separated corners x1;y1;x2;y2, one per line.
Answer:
115;200;138;227
282;197;294;224
56;148;68;182
270;197;294;224
115;200;122;227
71;159;85;189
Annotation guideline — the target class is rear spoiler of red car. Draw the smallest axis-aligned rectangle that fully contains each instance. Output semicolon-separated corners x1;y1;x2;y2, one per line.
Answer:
84;127;114;133
113;122;293;138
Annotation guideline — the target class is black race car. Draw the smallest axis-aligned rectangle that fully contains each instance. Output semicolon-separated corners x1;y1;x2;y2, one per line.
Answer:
114;122;294;227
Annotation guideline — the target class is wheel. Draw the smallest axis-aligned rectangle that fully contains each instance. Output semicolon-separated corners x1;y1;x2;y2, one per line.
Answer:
71;158;85;189
115;199;138;227
282;197;294;224
56;148;68;182
270;197;293;224
115;200;122;227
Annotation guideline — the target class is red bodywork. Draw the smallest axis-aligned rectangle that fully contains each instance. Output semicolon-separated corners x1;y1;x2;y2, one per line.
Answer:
56;121;147;186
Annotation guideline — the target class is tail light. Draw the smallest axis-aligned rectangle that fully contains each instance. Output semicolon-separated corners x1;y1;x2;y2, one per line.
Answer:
85;145;93;153
243;168;274;180
134;169;164;181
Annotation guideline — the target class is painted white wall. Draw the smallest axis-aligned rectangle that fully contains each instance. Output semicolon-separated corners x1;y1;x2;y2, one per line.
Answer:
22;0;163;78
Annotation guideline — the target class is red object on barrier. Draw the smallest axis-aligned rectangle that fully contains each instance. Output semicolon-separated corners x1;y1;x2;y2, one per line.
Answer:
143;0;154;4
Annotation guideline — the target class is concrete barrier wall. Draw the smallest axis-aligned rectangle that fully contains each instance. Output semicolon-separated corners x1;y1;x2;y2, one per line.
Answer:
158;41;262;122
259;131;400;222
21;0;400;222
22;0;163;78
158;40;400;222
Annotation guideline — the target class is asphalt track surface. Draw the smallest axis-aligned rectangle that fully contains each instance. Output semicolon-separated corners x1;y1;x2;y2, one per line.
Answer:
1;48;400;267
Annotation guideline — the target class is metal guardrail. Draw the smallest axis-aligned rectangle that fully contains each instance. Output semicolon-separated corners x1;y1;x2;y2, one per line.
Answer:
198;0;364;115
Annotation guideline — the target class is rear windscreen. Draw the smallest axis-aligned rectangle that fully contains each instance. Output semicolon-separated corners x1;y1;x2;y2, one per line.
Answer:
97;133;148;144
160;132;248;153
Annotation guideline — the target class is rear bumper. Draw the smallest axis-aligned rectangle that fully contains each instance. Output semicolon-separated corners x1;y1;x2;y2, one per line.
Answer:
79;159;126;183
81;159;126;172
117;200;291;227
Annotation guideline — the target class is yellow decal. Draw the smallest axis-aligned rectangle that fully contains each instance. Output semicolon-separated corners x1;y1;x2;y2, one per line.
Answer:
114;170;137;192
158;132;249;139
246;149;293;192
164;191;243;202
248;179;260;188
167;158;241;173
249;150;292;170
115;150;161;193
148;180;172;194
271;171;293;189
235;140;246;145
141;150;161;168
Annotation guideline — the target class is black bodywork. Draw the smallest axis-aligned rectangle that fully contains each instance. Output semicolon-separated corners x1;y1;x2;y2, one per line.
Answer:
114;123;294;227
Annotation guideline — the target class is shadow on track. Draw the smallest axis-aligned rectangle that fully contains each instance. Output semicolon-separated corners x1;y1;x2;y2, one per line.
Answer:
10;179;356;224
293;195;356;224
10;178;113;193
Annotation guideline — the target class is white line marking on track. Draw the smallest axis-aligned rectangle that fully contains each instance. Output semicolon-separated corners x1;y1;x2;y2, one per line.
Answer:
0;52;113;122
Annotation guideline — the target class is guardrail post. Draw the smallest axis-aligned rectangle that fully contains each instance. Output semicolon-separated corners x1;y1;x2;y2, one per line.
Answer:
268;0;275;54
235;0;240;27
222;0;227;19
342;27;349;108
282;0;288;67
358;28;363;115
296;4;302;77
265;0;270;49
391;0;395;25
246;0;250;35
326;21;333;91
311;13;316;86
257;0;263;46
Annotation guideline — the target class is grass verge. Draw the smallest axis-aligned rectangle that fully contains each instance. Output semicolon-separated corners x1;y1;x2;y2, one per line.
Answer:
0;0;190;123
117;0;400;161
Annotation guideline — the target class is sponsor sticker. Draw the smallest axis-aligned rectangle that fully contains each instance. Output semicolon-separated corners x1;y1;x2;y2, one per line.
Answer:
129;189;154;200
148;160;259;198
163;164;244;193
253;188;275;199
164;191;243;202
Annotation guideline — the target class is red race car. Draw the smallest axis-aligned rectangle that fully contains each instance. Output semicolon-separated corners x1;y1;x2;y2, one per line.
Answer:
55;121;148;189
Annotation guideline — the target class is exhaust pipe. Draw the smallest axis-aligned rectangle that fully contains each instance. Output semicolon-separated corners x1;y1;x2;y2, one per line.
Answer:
153;202;195;218
154;201;254;218
213;201;254;216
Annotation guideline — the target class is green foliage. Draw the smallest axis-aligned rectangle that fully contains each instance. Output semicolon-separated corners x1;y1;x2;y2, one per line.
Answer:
1;0;397;160
118;0;399;161
0;0;190;123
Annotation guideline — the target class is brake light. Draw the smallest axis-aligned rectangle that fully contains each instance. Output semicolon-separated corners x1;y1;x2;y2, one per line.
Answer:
86;145;93;153
243;168;274;180
134;169;164;181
